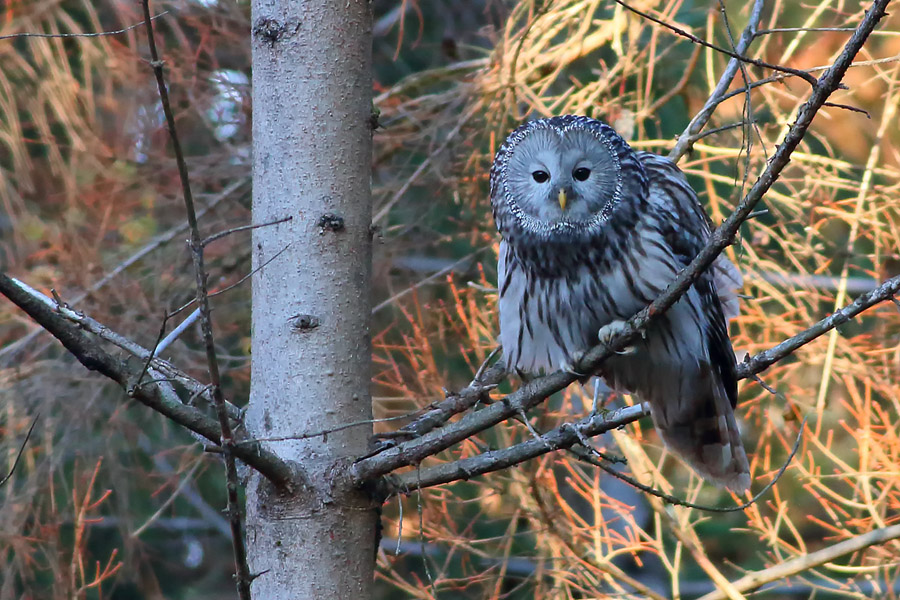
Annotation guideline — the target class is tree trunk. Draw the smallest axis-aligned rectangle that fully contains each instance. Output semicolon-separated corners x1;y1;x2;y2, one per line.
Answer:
245;1;375;598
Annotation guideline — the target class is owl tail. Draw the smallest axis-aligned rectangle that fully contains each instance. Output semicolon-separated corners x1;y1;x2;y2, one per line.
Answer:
649;376;750;494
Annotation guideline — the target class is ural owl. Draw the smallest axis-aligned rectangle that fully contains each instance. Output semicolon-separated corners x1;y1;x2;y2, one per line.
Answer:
490;115;749;493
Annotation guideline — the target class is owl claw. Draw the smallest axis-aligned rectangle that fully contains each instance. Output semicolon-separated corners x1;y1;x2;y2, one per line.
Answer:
561;351;587;377
597;320;637;355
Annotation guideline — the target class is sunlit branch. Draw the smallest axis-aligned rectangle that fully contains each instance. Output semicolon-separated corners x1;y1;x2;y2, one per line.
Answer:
696;523;900;600
735;273;900;379
668;0;765;162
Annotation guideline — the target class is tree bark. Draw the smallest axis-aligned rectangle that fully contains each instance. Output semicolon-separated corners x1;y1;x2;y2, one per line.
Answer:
245;2;375;598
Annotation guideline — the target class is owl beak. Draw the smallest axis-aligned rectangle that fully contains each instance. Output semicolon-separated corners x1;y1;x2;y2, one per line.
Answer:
558;189;568;211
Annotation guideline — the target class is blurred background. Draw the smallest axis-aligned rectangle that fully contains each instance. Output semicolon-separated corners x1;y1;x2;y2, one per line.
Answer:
2;0;900;598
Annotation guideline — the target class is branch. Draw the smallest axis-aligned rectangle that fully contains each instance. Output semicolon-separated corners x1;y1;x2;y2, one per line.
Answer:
350;0;890;488
0;11;169;41
615;0;817;88
736;273;900;379
372;405;647;499
0;414;38;488
6;279;240;422
140;2;252;597
668;0;764;162
362;362;506;458
696;524;900;600
372;265;899;497
0;274;297;488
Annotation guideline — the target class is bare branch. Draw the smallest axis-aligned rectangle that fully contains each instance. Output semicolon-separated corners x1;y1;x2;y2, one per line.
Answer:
669;0;765;162
373;405;648;498
0;273;296;488
0;414;38;488
141;2;253;593
736;273;900;379
201;215;293;248
362;362;507;458
0;11;169;41
615;0;817;87
697;524;900;600
1;279;240;421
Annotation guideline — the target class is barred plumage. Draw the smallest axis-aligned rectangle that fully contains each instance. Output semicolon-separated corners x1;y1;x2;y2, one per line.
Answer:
491;115;750;493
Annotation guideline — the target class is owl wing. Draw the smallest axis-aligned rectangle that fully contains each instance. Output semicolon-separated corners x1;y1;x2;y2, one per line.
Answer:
636;152;743;319
634;151;749;492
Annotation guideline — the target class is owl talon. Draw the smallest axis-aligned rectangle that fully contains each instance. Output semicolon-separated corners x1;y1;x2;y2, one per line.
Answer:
561;351;587;377
597;320;637;354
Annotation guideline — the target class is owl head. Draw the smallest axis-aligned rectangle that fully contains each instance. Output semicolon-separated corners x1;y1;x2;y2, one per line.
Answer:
490;115;647;247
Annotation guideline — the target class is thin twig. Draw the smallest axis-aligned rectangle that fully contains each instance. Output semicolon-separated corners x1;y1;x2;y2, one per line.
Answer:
0;12;168;41
156;308;202;354
169;243;292;317
568;417;807;513
133;311;171;390
140;3;252;597
0;415;39;488
201;215;293;247
614;0;817;87
669;0;765;162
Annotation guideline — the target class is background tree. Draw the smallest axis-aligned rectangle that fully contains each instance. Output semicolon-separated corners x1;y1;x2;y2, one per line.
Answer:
2;1;900;599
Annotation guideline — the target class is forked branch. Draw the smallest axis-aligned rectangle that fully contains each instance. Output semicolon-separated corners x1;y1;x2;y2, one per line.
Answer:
0;273;296;488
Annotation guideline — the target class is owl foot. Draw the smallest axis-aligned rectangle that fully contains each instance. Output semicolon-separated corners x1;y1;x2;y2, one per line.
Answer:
561;351;588;377
597;320;637;355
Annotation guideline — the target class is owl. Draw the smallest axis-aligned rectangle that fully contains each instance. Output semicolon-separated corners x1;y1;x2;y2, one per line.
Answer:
490;115;750;493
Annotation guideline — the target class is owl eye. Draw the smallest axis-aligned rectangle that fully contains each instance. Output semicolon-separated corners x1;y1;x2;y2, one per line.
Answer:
573;167;591;181
531;170;550;183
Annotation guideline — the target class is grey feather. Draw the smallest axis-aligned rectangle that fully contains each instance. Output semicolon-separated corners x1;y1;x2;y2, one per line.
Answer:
491;115;749;493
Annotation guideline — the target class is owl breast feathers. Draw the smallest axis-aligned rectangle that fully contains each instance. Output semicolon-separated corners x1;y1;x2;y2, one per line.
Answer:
490;115;749;493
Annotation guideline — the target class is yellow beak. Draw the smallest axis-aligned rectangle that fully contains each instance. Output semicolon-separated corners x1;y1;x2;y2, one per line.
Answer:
558;189;567;211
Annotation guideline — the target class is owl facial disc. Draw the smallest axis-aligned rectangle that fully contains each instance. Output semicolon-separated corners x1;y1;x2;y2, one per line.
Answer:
491;115;638;239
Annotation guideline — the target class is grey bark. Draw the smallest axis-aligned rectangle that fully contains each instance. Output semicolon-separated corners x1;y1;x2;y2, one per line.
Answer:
245;2;375;598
